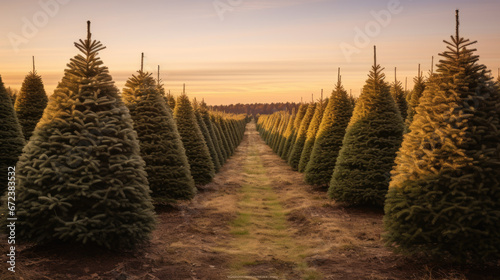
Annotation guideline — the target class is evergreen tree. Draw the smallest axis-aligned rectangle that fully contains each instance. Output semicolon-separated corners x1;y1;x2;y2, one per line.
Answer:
391;68;408;121
284;103;308;160
15;59;48;140
174;93;215;185
384;11;500;262
305;76;353;186
165;91;175;110
12;22;156;249
405;65;426;133
200;100;225;168
0;75;25;196
122;58;196;202
329;46;404;207
212;114;230;161
277;110;295;158
299;95;328;172
193;98;221;172
288;103;316;170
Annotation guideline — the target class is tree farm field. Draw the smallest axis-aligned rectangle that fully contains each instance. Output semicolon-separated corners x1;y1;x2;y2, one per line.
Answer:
0;122;497;280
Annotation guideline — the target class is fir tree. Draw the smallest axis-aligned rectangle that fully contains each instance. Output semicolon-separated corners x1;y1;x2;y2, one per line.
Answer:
193;98;221;172
15;57;48;140
122;56;196;202
11;22;156;249
284;103;308;160
165;91;176;110
384;11;500;262
288;103;316;170
299;94;328;173
329;46;404;207
200;100;225;168
305;74;353;186
405;64;426;133
391;67;408;121
212;114;230;161
277;110;295;158
0;75;25;196
174;93;215;185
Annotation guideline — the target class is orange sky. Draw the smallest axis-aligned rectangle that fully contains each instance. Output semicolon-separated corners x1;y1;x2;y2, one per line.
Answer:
1;0;499;105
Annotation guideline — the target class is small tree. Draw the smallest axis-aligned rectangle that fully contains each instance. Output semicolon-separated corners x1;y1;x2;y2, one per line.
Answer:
404;64;426;133
15;58;48;140
384;11;500;262
123;56;196;202
288;103;316;170
174;93;215;185
305;75;353;186
193;98;221;172
329;46;404;207
284;103;308;160
12;22;156;249
0;75;25;196
391;67;408;121
299;94;328;173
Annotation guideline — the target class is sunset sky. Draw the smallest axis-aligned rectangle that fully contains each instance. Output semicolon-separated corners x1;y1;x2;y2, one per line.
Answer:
1;0;499;105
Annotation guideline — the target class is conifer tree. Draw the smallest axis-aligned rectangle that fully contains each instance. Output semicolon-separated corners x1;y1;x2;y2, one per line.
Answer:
12;22;156;249
200;100;225;168
15;57;48;140
299;93;328;172
212;114;230;161
284;103;308;160
288;103;316;170
193;98;221;172
122;55;196;202
277;110;295;158
391;67;408;121
174;92;215;185
384;11;500;262
305;74;353;186
329;46;404;207
405;65;426;133
0;75;25;196
165;91;175;109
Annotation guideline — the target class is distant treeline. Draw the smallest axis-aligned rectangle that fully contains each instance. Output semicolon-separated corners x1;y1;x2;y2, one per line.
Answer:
210;102;301;116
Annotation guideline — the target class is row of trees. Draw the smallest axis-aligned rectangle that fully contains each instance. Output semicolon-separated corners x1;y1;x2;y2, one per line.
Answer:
258;11;500;263
0;22;247;249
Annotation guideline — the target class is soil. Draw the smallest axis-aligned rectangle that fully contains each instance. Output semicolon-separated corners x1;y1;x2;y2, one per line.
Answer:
1;122;499;280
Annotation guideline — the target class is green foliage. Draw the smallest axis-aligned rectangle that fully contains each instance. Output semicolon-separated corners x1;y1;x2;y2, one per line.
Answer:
0;75;25;196
123;70;196;202
284;104;308;160
404;70;426;133
165;92;175;109
174;93;215;185
15;71;48;140
329;55;404;207
391;76;408;121
384;15;500;262
288;103;316;170
212;114;230;161
200;100;225;168
11;23;156;249
305;81;353;186
277;111;295;158
193;99;221;172
298;98;328;172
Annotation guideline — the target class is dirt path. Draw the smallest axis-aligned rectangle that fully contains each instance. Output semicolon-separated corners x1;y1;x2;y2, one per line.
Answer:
3;122;499;280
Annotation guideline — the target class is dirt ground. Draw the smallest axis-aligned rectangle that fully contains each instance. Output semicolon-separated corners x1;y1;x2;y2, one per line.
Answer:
1;122;499;280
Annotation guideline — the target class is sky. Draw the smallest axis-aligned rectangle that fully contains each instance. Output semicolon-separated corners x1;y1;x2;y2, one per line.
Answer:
1;0;499;105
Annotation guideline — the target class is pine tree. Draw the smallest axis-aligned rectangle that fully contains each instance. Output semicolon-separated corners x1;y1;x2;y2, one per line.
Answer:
288;103;316;170
212;114;230;161
165;91;176;110
0;75;25;196
200;100;225;169
174;93;215;186
305;74;353;186
193;98;221;172
299;94;328;173
11;22;156;249
284;103;308;160
391;67;408;121
329;46;404;207
277;110;295;158
15;57;48;140
405;64;426;133
384;11;500;262
122;56;196;202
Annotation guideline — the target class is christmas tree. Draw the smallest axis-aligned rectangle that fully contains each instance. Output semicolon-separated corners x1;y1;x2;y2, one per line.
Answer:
165;91;176;110
404;64;426;133
0;75;25;196
329;46;404;207
305;74;353;186
284;103;308;161
122;55;196;202
288;103;316;170
391;67;408;121
298;94;328;173
193;98;221;172
14;57;48;140
384;11;500;262
199;100;225;168
277;110;295;158
13;22;156;249
174;92;215;185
